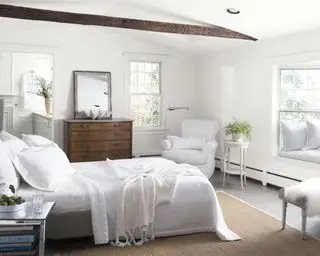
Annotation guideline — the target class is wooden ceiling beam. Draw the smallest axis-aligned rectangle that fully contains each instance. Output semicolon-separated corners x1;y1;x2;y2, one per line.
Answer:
0;4;257;41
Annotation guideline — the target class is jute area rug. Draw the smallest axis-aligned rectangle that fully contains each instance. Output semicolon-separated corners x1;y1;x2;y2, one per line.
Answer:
50;192;320;256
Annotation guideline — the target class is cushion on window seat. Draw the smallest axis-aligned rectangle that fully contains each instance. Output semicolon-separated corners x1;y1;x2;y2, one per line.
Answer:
279;149;320;164
162;150;207;165
280;121;307;151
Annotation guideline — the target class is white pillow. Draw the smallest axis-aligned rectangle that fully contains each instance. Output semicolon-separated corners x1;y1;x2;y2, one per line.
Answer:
167;136;206;150
280;121;306;151
22;134;53;147
0;131;28;160
14;143;76;191
305;118;320;149
0;141;20;194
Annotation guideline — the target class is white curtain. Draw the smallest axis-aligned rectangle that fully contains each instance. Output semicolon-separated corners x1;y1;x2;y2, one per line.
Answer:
19;72;33;109
0;99;4;131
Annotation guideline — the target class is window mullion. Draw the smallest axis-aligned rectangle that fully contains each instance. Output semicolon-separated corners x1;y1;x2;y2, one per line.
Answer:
129;61;161;128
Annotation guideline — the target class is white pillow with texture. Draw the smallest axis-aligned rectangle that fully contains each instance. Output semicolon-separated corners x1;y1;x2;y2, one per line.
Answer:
22;134;52;147
0;141;20;194
281;121;307;151
305;118;320;149
167;136;206;150
0;131;28;160
14;143;76;191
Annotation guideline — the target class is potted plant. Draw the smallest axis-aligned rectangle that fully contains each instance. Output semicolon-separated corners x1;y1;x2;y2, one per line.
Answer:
224;119;252;142
34;76;52;114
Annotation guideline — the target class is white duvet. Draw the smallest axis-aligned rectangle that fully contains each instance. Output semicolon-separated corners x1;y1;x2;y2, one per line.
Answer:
18;157;240;244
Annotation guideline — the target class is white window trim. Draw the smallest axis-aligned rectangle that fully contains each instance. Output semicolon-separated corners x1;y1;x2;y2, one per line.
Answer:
124;53;169;131
277;66;320;153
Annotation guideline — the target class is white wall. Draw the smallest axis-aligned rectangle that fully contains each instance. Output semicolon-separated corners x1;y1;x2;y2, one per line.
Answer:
0;18;198;154
199;28;320;183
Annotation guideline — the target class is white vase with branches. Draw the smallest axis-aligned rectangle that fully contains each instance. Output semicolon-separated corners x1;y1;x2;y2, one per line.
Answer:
34;76;52;114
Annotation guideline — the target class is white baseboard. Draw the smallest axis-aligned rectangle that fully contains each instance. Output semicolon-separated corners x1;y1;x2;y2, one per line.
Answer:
215;157;301;188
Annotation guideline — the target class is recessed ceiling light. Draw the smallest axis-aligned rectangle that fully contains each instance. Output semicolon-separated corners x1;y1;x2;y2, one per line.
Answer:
226;8;240;15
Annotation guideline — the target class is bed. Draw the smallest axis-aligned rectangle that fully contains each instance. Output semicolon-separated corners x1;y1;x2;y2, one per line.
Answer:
17;157;238;242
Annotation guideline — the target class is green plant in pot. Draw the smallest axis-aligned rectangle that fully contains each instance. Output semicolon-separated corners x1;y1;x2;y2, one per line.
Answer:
224;119;252;142
34;76;52;115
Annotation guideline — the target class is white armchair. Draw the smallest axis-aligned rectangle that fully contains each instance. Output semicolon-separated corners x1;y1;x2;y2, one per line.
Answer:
161;119;219;179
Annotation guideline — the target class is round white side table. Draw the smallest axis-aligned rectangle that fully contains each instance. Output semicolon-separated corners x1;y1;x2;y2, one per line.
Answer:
223;140;249;189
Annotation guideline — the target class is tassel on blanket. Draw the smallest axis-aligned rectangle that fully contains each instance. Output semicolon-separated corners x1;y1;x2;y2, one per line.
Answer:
110;224;155;247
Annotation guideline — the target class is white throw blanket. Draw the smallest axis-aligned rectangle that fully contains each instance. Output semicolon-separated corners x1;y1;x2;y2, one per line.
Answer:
285;178;320;217
107;159;205;246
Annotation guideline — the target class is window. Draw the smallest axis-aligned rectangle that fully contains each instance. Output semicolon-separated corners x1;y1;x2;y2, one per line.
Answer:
129;61;161;128
279;68;320;123
278;68;320;162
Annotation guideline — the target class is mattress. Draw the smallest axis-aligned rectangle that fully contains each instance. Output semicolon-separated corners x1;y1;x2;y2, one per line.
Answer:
17;158;234;240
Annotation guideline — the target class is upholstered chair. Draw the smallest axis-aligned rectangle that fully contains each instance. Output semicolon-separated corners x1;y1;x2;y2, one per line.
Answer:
161;119;219;179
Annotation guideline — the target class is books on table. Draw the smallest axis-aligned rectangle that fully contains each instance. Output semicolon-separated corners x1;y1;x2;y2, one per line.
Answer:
0;225;39;254
0;248;37;256
0;226;34;232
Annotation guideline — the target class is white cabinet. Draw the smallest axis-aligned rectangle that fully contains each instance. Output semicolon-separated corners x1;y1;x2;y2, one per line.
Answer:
33;113;52;140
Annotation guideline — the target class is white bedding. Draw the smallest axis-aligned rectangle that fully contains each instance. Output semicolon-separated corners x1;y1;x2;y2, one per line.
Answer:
17;157;239;242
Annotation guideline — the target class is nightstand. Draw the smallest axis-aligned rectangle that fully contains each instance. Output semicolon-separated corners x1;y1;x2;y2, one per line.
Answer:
0;201;55;256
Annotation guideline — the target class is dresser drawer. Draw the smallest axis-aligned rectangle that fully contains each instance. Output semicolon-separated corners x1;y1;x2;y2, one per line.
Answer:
69;151;131;162
70;130;131;141
70;122;131;132
70;140;130;152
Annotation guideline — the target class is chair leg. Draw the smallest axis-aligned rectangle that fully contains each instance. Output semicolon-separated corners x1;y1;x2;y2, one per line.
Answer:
301;208;307;240
282;200;287;230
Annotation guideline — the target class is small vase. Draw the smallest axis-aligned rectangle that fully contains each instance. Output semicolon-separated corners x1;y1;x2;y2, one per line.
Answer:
44;98;52;115
232;134;243;142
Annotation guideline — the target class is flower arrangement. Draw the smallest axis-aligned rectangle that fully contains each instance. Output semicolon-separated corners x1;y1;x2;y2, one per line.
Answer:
224;119;252;141
32;75;53;114
34;76;52;99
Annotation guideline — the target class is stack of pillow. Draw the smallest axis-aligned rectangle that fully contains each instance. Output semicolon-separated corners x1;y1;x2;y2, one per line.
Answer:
0;131;76;194
281;118;320;151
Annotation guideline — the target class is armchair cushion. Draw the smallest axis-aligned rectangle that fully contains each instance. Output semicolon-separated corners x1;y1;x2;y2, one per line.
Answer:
162;149;207;165
161;139;172;151
167;136;206;150
202;141;218;154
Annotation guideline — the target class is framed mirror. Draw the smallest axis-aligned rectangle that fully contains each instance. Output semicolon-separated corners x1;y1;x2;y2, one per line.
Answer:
74;71;112;119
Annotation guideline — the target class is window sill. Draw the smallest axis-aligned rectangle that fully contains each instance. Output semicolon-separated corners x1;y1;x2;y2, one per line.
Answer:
133;127;167;134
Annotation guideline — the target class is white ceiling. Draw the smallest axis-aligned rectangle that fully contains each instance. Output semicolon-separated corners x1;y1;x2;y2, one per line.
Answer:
2;0;320;54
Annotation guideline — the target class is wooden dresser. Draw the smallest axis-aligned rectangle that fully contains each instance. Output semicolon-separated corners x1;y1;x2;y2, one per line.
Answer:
64;119;133;162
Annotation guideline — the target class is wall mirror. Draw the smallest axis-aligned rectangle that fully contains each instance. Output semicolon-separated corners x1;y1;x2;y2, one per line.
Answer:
0;51;53;140
74;71;112;119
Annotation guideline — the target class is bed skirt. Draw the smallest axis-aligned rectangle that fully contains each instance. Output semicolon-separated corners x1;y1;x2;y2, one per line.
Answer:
47;211;93;239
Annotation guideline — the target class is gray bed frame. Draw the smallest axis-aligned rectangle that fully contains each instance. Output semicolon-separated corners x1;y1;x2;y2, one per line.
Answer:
47;211;93;239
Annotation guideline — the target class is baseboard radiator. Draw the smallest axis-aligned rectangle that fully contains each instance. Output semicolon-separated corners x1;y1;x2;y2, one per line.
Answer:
215;157;301;188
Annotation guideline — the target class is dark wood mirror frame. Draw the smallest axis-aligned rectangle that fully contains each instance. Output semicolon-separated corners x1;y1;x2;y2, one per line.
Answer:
73;70;112;119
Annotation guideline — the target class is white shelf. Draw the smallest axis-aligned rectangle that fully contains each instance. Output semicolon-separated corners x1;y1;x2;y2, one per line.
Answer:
224;167;247;175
